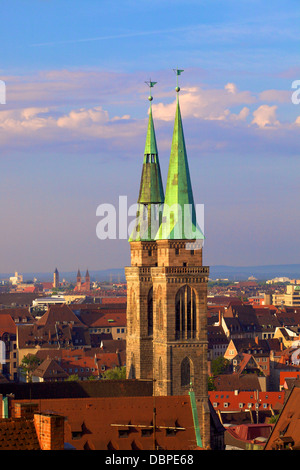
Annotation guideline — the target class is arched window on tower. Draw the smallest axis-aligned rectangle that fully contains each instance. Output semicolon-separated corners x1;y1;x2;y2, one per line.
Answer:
148;287;153;336
175;285;196;340
181;357;193;388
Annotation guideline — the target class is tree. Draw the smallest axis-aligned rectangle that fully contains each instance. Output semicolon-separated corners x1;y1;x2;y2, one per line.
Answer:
211;356;230;376
65;374;80;381
20;354;41;382
101;366;126;380
208;376;216;391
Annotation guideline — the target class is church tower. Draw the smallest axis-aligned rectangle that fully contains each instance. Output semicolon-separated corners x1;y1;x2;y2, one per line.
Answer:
85;269;91;290
125;73;210;447
53;268;59;289
152;73;210;445
76;269;82;291
125;81;164;380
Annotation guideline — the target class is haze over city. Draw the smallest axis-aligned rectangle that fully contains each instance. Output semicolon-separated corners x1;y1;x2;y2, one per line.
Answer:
1;0;300;274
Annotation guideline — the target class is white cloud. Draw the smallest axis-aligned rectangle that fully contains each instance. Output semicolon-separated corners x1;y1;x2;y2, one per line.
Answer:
295;116;300;125
57;106;109;129
229;106;250;121
151;84;256;122
251;105;279;128
0;71;298;156
225;82;238;94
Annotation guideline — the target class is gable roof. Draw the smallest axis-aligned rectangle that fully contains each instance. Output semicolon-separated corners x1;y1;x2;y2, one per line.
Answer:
212;373;263;392
227;338;271;355
32;358;68;380
0;307;34;323
36;304;85;327
17;322;90;350
233;353;261;375
0;314;17;336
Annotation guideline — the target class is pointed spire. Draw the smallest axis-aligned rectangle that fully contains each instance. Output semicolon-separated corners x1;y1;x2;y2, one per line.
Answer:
129;80;164;242
156;71;204;241
143;106;158;161
137;104;164;205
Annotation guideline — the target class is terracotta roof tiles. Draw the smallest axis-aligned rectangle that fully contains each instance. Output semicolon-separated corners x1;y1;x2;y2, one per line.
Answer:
0;418;40;450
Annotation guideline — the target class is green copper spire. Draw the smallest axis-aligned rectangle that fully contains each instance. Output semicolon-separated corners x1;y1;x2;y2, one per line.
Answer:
156;71;204;241
138;105;164;205
129;81;164;242
143;105;158;160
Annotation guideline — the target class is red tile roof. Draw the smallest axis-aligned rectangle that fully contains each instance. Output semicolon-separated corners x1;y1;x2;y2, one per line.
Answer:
90;313;126;328
0;418;40;450
0;314;17;336
225;423;273;449
11;395;201;451
37;304;85;327
209;390;285;413
32;358;69;380
265;386;300;450
0;307;34;323
280;371;300;387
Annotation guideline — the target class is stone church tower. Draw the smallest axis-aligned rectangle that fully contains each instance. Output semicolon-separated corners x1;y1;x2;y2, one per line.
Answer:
53;268;59;289
125;76;210;447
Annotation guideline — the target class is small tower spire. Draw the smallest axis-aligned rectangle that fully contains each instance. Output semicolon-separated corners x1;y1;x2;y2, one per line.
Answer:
129;80;164;242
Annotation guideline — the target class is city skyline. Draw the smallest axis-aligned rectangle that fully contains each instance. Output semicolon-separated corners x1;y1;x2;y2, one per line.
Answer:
1;0;300;272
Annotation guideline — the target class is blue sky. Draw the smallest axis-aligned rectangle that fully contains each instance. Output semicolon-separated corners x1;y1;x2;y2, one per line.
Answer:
0;0;300;274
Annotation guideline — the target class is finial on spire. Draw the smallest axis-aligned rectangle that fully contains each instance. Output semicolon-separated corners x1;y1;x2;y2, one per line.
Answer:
173;68;184;93
145;79;157;102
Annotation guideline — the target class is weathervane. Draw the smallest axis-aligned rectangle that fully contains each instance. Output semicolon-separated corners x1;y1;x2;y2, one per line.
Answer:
145;79;157;102
173;68;184;93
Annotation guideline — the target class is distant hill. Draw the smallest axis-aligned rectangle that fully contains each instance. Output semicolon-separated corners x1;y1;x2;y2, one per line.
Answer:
1;265;300;283
208;264;300;281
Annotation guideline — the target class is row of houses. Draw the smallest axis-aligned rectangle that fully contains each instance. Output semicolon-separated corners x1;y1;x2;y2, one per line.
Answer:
0;301;127;383
206;301;300;391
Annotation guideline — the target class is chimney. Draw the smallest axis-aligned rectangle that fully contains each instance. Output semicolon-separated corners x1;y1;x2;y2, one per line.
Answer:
14;402;39;419
34;413;64;450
